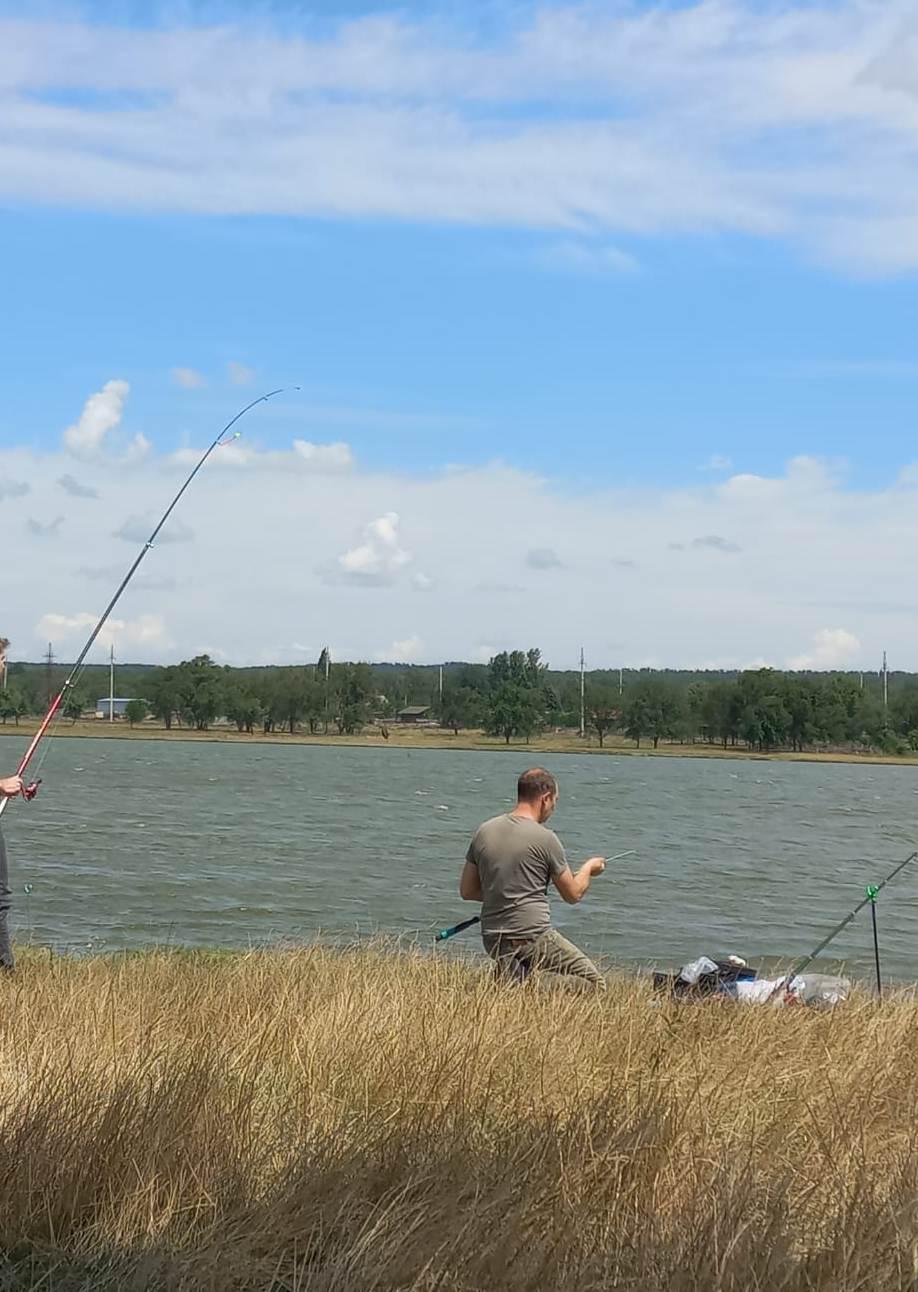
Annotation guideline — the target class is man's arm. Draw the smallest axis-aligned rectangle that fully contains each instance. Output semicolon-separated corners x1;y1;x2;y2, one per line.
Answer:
552;856;605;905
459;860;483;902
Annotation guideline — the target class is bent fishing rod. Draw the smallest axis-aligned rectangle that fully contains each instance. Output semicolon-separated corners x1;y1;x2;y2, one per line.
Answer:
435;850;637;942
771;848;918;993
1;387;295;820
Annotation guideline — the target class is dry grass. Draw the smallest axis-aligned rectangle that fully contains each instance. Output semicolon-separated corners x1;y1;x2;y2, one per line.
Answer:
2;945;918;1290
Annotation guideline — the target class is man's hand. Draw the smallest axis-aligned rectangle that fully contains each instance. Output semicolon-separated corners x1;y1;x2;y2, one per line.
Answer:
0;776;23;798
553;856;606;905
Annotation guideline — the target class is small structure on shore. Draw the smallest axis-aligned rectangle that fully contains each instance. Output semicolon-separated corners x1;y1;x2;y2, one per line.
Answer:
396;705;432;724
95;697;138;719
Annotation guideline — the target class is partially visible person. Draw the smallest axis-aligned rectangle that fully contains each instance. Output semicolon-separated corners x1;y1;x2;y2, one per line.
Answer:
0;775;23;972
460;767;608;989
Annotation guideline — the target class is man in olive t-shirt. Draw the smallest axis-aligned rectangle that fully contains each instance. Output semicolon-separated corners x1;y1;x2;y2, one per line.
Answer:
459;767;607;988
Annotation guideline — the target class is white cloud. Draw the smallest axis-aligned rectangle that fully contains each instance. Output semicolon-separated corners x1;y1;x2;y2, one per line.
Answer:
126;433;152;462
6;443;918;670
332;511;411;586
788;629;862;671
169;439;355;471
376;634;424;663
292;440;354;472
62;379;130;458
4;5;918;270
0;478;29;500
228;361;255;386
411;572;433;591
34;611;171;652
172;367;206;389
701;454;733;472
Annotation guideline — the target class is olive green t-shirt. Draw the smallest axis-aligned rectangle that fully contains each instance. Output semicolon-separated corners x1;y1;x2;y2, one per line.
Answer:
465;813;568;941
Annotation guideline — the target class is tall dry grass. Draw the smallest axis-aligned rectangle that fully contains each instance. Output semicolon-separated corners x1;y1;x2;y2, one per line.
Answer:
1;946;918;1290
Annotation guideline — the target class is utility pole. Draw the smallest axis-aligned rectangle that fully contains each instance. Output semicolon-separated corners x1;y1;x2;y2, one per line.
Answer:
0;637;8;692
44;642;55;707
438;664;443;702
324;647;331;734
619;667;623;697
109;642;115;722
579;647;585;738
882;650;889;712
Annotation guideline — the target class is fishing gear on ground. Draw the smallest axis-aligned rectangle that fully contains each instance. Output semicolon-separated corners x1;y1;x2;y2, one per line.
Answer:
654;850;918;1009
652;954;851;1009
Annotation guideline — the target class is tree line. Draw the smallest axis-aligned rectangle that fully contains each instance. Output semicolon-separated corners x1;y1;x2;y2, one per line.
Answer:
0;650;913;754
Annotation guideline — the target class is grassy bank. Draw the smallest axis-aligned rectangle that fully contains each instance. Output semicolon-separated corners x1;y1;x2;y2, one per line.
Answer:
2;717;918;767
2;945;918;1290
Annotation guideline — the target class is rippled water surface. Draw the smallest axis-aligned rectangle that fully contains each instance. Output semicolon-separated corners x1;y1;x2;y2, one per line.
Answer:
3;736;918;978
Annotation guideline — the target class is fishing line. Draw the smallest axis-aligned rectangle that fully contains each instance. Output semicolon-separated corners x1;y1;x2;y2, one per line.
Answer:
1;387;297;819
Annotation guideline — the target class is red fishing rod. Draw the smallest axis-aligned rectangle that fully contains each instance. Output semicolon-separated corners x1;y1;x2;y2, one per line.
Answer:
0;387;294;819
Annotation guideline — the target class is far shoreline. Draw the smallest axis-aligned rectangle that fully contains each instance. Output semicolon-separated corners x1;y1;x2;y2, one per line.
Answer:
3;719;918;769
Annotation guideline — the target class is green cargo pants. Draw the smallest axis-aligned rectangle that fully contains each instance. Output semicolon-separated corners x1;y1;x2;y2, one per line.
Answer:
484;927;605;990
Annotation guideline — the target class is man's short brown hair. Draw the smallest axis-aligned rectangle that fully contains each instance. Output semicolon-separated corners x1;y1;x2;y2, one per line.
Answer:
517;767;558;802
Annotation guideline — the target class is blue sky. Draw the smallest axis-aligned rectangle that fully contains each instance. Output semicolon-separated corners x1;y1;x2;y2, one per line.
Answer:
7;210;918;487
3;1;918;669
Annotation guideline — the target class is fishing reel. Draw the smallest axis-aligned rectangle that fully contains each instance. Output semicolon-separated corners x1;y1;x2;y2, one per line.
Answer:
22;779;41;802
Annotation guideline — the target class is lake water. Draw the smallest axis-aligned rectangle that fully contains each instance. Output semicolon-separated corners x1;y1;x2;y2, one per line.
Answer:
2;736;918;980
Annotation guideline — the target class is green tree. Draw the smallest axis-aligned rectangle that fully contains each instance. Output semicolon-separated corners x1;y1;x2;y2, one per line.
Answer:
124;699;148;728
486;649;548;743
622;676;683;749
224;682;264;734
145;666;183;730
487;681;529;744
735;670;790;752
177;656;223;731
438;685;484;736
334;663;374;735
0;688;24;725
586;686;619;748
62;689;88;724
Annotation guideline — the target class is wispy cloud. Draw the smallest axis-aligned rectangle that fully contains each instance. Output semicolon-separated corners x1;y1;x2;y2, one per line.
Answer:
228;361;255;386
76;564;175;592
0;479;29;500
172;367;206;389
168;439;355;472
114;515;194;544
35;611;171;652
58;473;98;499
526;547;563;570
690;534;742;554
27;516;64;537
4;4;918;271
538;239;638;276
